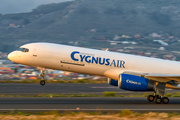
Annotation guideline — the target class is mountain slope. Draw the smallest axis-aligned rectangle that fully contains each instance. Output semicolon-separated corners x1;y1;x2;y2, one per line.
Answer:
1;0;180;49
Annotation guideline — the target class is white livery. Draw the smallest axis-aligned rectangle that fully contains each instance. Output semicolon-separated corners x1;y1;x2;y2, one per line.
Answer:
8;42;180;104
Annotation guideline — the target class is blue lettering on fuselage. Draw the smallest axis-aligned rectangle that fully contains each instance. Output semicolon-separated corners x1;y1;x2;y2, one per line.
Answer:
85;56;91;63
70;51;125;68
80;55;86;62
105;59;110;66
71;51;79;61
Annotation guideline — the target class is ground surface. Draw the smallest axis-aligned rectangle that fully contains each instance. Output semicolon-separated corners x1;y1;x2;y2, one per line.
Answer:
0;83;178;94
0;97;179;112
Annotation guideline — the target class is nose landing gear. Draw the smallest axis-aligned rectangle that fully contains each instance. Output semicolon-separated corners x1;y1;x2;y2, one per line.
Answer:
40;80;46;86
40;69;46;86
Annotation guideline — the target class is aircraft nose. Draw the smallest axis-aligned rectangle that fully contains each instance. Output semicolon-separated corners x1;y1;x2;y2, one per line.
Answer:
8;51;17;62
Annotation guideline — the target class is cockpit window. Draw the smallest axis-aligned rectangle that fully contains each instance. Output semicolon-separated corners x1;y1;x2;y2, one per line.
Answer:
21;48;25;52
17;48;29;52
25;49;29;52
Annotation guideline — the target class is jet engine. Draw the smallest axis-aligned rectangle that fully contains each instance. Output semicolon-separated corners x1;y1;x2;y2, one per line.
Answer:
108;73;156;91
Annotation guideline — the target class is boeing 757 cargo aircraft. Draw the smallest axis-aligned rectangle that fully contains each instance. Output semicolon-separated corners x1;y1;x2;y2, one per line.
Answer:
8;42;180;104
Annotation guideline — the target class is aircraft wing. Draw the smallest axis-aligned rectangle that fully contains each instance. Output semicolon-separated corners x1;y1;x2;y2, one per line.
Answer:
124;71;180;82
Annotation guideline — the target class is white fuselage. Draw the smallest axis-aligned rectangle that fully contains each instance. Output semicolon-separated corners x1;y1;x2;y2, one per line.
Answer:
8;42;180;80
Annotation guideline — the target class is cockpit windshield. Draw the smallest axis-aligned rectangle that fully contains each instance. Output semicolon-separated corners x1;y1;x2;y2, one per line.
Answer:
17;48;29;52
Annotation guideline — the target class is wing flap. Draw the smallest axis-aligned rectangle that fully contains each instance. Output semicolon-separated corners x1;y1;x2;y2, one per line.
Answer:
144;76;170;82
146;73;180;77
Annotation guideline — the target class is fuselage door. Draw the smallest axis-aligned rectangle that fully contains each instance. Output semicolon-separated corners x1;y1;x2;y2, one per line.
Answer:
33;48;38;57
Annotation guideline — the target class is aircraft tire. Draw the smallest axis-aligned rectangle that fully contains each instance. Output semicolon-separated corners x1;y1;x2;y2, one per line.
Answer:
147;95;154;102
162;97;169;104
154;96;162;104
40;80;46;86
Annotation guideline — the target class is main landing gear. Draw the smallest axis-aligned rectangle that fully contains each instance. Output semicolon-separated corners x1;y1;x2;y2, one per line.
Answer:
147;95;169;104
40;69;46;86
147;82;169;104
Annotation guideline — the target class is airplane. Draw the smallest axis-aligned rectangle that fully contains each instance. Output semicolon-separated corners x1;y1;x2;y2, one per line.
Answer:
7;42;180;104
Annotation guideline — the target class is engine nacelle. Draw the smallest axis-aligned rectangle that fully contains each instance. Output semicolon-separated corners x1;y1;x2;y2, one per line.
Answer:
118;73;155;91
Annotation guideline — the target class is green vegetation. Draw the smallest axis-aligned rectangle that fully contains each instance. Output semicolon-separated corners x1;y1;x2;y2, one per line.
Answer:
119;109;134;116
0;78;107;84
32;1;72;14
1;92;180;98
103;91;116;97
164;92;180;97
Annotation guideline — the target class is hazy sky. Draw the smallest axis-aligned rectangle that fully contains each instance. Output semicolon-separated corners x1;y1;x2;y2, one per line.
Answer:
0;0;73;14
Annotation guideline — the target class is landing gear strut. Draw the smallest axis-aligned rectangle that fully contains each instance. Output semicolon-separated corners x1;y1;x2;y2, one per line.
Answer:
147;82;169;104
40;69;46;86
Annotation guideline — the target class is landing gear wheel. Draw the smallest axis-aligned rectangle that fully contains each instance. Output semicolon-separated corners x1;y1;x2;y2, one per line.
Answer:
154;96;162;104
147;95;155;102
40;80;46;86
162;97;169;104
